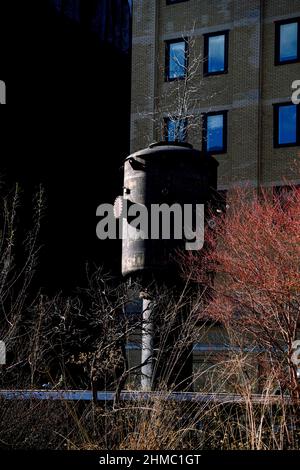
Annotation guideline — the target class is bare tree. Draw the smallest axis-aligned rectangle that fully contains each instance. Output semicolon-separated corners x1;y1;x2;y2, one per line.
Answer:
0;184;44;387
140;24;218;143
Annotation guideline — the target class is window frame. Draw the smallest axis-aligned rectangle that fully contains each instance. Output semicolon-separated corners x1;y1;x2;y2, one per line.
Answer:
202;110;228;154
165;37;189;82
203;30;229;77
166;0;189;4
275;17;300;66
273;102;300;148
164;116;188;143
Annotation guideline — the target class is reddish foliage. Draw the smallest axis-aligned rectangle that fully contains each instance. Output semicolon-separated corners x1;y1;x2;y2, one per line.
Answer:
181;185;300;396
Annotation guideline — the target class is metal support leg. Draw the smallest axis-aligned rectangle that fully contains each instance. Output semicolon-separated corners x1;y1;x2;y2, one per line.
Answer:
141;297;154;391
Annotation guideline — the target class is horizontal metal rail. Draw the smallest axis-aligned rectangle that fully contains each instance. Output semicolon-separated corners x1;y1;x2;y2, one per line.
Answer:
0;390;298;404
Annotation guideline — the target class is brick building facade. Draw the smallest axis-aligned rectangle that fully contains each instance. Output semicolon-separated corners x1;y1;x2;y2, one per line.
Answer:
130;0;300;190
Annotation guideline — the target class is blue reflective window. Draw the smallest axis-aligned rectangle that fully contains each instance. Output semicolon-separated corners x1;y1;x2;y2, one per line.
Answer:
165;118;187;142
204;31;228;75
280;22;298;61
207;114;224;151
276;104;298;146
166;40;187;80
276;19;300;64
208;35;225;72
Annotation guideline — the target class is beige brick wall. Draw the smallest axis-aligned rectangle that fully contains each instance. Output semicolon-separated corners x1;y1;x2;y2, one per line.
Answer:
131;0;300;189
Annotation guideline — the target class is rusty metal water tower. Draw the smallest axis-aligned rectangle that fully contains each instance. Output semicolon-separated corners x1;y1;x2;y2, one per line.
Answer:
114;142;218;390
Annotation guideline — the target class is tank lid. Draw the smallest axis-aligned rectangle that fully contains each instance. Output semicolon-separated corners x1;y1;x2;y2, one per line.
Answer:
149;141;193;150
126;141;219;168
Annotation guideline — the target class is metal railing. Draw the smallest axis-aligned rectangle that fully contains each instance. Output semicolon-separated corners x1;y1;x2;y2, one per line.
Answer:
0;390;298;404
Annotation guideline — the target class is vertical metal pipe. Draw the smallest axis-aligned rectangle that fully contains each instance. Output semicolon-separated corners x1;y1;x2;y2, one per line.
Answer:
141;297;154;391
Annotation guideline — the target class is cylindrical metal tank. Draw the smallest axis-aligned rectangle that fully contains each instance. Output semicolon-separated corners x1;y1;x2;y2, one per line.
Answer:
115;141;219;391
116;142;219;279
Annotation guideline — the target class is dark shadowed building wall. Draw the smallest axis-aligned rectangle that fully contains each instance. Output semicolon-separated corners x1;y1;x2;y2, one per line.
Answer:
0;0;132;291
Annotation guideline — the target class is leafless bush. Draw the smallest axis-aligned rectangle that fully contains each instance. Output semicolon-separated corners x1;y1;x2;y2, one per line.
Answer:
1;183;300;450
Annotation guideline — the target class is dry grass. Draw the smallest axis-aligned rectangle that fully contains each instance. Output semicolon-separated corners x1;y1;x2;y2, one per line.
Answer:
0;183;300;450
